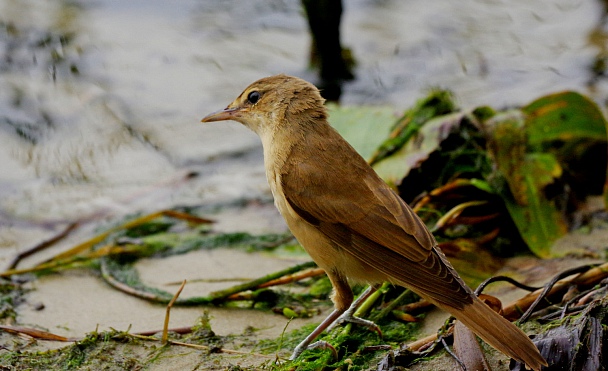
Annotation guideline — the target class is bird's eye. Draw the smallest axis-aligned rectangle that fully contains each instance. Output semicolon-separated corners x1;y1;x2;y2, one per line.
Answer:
247;91;261;104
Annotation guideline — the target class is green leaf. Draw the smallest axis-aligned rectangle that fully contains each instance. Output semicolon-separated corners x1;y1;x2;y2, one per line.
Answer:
327;91;461;187
327;104;397;162
370;90;457;165
468;178;495;194
523;91;607;146
523;91;608;211
485;111;528;204
372;112;466;186
502;153;567;258
486;112;568;257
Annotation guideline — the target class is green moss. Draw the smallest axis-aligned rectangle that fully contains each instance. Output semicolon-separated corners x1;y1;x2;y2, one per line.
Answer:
255;307;421;371
0;351;55;371
0;280;27;321
124;220;174;238
0;330;147;371
187;311;223;347
308;275;332;297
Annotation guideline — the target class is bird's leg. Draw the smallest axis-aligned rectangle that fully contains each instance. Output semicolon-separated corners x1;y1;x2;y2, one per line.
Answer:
326;284;382;336
290;270;353;360
289;308;343;360
290;273;382;360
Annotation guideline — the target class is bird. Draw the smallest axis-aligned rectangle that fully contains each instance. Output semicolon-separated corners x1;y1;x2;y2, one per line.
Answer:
201;74;547;370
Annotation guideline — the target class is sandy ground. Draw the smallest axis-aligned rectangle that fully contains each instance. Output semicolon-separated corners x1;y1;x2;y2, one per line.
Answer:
3;202;606;370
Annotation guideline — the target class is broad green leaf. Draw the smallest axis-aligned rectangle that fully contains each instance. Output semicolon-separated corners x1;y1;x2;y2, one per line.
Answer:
523;91;608;210
485;111;528;204
486;112;567;257
327;104;396;161
469;178;495;194
523;91;607;146
372;112;465;186
369;90;457;165
502;153;567;258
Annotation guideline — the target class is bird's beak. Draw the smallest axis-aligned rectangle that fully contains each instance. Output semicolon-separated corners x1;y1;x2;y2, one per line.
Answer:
201;107;240;123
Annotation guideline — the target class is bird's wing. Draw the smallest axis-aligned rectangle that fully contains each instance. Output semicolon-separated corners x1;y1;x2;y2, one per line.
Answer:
281;139;472;308
282;151;434;260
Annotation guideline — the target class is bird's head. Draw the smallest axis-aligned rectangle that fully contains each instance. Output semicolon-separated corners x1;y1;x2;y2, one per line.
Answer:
201;74;327;136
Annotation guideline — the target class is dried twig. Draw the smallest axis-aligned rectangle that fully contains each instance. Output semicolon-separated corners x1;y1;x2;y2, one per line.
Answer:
163;280;187;344
405;328;454;353
48;210;212;263
134;327;193;336
508;263;606;323
99;257;177;303
208;261;317;302
0;325;78;342
398;299;433;313
1;210;213;277
101;259;317;305
5;222;79;271
475;275;542;296
257;267;325;288
441;336;466;371
1;244;142;277
432;200;488;232
0;323;271;359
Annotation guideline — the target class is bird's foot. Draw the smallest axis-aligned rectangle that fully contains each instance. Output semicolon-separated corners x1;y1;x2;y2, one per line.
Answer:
289;286;382;361
326;285;383;336
326;312;383;337
289;340;338;361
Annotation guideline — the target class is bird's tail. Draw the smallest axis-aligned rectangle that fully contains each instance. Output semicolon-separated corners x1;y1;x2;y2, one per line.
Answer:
441;297;547;371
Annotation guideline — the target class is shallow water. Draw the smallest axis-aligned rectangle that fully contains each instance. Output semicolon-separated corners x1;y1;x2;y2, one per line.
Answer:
1;0;606;258
0;0;607;341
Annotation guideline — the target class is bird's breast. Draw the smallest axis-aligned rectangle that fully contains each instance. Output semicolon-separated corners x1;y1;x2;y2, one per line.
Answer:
265;166;387;285
267;168;333;268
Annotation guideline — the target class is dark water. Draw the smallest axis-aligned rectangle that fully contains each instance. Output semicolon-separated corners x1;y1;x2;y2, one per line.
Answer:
0;0;606;261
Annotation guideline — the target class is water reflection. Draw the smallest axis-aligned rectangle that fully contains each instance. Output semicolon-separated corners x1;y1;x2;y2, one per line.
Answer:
0;0;606;263
302;0;354;101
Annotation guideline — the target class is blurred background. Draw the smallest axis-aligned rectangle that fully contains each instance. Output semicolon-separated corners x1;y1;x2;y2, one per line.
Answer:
1;0;607;267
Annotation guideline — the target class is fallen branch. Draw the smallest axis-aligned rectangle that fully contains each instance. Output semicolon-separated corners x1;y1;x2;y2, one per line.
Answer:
503;262;608;321
0;325;77;342
100;258;317;305
256;267;325;288
1;210;213;277
163;279;187;344
4;222;80;271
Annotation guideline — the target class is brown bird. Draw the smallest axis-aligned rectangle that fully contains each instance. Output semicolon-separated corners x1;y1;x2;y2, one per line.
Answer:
201;74;547;370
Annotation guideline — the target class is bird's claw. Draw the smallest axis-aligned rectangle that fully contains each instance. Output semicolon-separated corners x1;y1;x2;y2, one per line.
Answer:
290;315;381;361
327;313;383;338
290;340;338;360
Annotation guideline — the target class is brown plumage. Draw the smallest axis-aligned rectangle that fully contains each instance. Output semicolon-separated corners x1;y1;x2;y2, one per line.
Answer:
201;74;547;370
